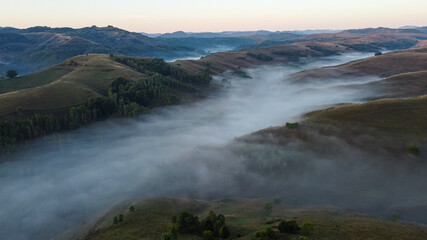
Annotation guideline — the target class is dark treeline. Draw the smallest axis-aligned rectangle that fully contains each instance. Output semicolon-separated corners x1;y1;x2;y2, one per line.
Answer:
112;55;212;86
0;115;60;149
247;52;274;62
0;58;213;151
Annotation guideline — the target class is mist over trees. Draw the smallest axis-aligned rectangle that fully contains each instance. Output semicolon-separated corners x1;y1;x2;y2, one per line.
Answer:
0;57;212;150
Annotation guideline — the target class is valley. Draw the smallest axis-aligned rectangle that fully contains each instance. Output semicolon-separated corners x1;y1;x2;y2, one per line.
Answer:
0;23;427;240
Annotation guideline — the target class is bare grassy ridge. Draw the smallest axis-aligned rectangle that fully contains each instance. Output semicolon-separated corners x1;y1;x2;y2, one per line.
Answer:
64;198;427;240
291;48;427;83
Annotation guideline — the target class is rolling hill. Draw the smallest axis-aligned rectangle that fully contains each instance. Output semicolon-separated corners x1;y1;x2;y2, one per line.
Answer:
174;42;350;75
60;198;427;240
241;27;426;50
0;26;192;75
305;95;427;141
291;48;427;83
0;54;148;121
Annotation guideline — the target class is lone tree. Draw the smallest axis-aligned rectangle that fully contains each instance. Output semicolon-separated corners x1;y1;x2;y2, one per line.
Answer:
6;70;18;78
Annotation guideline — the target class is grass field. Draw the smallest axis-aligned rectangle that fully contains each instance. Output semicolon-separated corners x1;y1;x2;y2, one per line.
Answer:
305;95;427;140
63;198;427;240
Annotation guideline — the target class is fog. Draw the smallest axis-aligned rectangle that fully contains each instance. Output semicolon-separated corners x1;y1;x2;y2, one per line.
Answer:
1;53;424;240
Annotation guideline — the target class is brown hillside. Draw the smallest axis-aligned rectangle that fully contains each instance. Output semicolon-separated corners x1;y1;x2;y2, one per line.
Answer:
291;48;427;83
175;42;350;75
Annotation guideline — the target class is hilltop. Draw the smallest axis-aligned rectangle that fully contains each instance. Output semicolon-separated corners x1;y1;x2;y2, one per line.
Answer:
0;54;147;121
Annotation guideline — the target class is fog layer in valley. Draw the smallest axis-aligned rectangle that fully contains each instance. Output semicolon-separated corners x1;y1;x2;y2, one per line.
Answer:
1;53;417;240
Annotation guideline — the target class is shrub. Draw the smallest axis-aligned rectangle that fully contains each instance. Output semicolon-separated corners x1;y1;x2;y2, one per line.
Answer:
113;216;118;224
161;231;177;240
247;53;273;62
390;213;401;222
15;107;23;115
218;226;230;239
201;210;226;235
6;70;17;78
123;102;147;117
299;236;307;240
285;122;298;129
173;211;200;234
232;68;251;78
203;230;213;240
407;145;420;156
119;214;123;222
301;222;314;235
264;202;273;212
307;45;338;56
129;205;135;212
278;220;300;233
254;227;276;239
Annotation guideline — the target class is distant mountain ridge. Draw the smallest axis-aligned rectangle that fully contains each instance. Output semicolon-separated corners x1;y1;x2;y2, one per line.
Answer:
142;29;340;38
0;25;193;75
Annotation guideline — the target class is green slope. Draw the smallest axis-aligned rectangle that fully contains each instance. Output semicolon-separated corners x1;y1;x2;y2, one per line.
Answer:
62;198;427;240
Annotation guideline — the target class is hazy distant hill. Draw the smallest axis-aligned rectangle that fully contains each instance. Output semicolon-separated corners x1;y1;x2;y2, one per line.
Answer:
0;26;193;75
143;29;339;38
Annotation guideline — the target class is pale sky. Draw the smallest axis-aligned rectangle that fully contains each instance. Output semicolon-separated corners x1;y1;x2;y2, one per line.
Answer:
1;0;426;33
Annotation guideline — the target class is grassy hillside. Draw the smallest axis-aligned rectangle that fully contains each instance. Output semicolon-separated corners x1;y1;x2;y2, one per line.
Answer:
175;42;350;75
62;198;427;240
0;54;147;121
305;95;427;140
246;94;427;160
291;48;427;83
355;70;427;98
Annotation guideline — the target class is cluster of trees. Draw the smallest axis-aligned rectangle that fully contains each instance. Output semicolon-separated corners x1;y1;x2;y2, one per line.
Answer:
112;55;212;87
112;205;135;225
66;97;117;129
232;68;251;78
6;70;18;78
306;45;338;56
285;122;299;129
407;145;420;156
254;220;313;239
0;114;60;149
278;220;300;233
113;214;124;224
161;211;230;240
271;50;301;61
247;53;274;62
279;220;314;235
254;227;276;239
